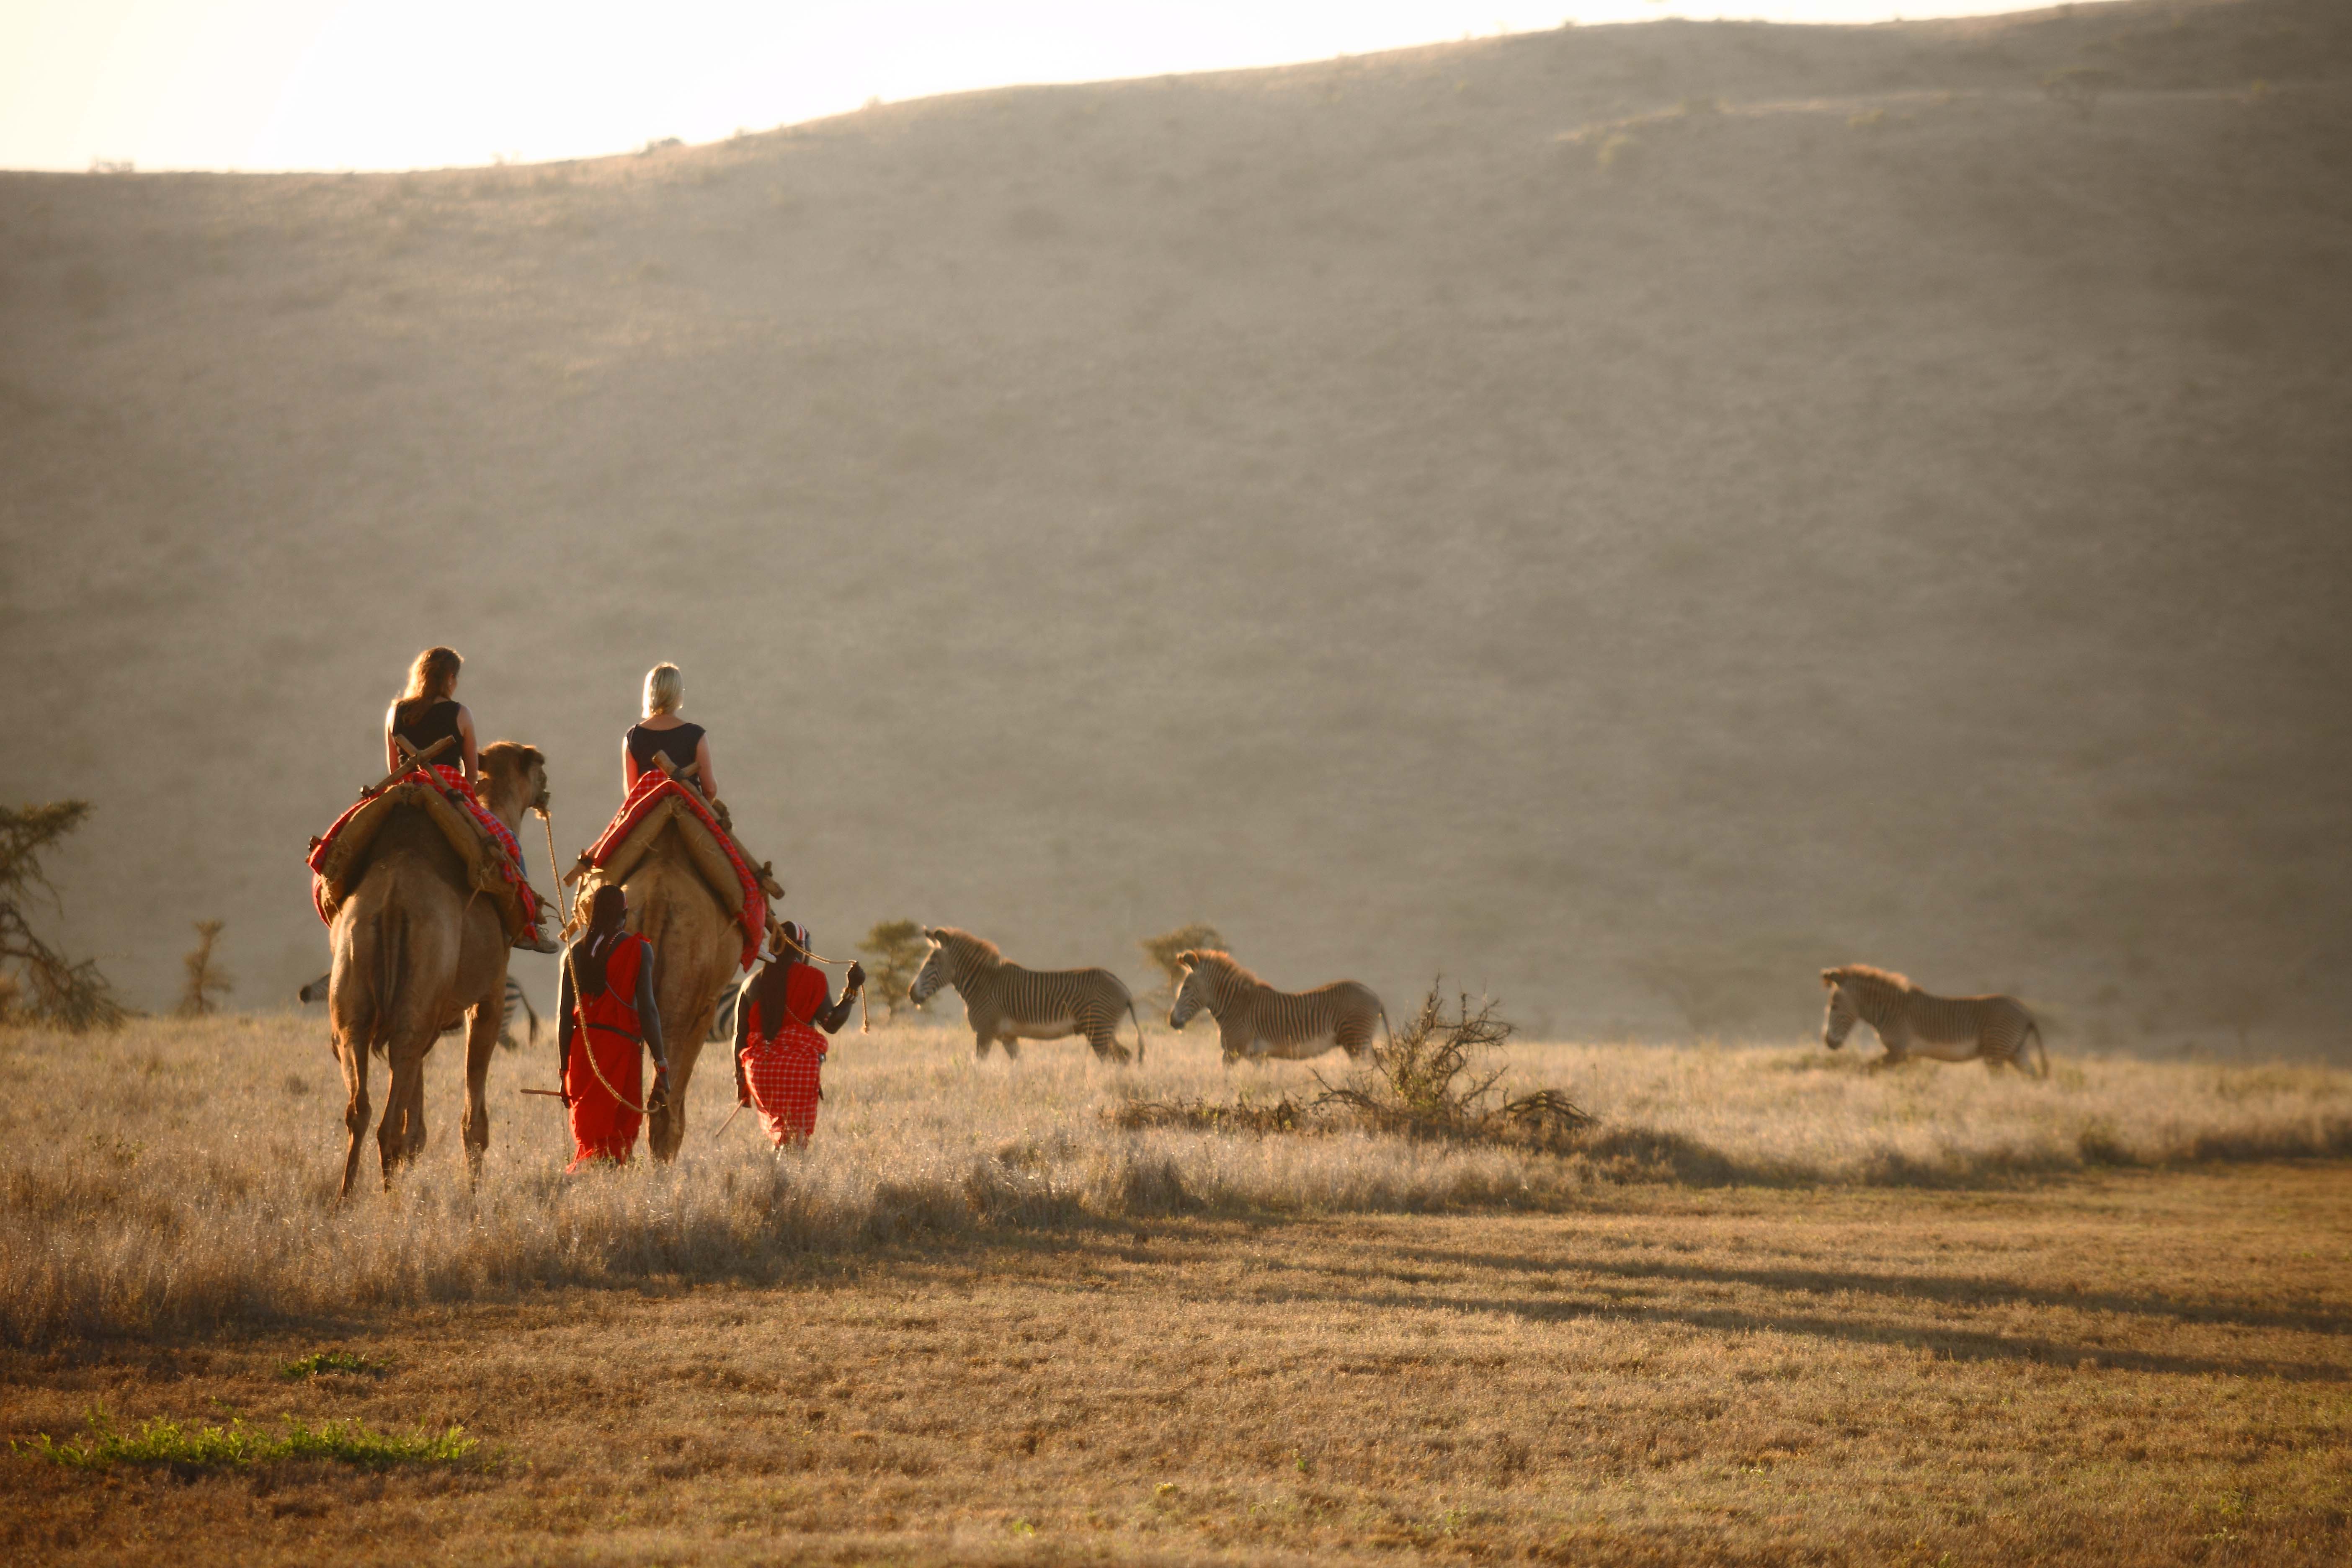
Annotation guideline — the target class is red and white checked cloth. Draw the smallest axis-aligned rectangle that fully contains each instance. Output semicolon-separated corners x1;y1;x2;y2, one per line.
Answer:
739;983;828;1146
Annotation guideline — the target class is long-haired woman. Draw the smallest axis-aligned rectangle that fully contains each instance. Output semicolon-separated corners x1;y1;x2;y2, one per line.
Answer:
622;662;719;805
382;645;559;952
385;645;477;786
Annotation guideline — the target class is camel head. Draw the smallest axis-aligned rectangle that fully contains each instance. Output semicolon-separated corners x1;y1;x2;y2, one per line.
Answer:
477;741;549;825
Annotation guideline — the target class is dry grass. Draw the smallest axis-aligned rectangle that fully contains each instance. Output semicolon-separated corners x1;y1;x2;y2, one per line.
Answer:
3;1166;2346;1565
3;1014;2348;1346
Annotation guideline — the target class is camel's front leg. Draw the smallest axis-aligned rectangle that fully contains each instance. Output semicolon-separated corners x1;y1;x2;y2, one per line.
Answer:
460;990;502;1187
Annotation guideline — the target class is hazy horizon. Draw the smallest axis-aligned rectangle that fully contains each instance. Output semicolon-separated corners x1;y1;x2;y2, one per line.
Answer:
10;0;2054;175
4;0;2346;1052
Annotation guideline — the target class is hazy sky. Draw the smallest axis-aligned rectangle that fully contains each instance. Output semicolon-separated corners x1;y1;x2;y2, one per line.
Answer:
6;0;2043;173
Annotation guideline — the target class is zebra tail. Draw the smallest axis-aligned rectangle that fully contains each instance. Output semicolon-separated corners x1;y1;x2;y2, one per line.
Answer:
1127;1001;1146;1065
1379;1008;1393;1049
2026;1021;2049;1081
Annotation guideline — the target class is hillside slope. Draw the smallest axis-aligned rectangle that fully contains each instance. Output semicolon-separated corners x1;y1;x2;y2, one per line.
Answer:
3;0;2348;1047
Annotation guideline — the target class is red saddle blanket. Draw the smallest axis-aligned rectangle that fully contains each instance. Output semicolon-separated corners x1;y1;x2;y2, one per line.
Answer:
307;765;541;937
580;774;769;969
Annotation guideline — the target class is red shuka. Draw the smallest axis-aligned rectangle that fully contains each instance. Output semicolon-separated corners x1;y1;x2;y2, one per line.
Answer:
566;932;652;1168
739;963;833;1147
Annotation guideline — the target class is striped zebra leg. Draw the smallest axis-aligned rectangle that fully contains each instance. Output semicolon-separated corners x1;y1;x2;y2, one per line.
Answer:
1078;1005;1128;1063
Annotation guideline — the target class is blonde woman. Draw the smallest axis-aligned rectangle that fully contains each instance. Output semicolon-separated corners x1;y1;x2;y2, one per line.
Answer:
623;662;719;804
384;645;477;786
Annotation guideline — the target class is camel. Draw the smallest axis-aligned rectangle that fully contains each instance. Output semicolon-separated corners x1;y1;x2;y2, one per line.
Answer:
326;740;549;1197
610;819;747;1161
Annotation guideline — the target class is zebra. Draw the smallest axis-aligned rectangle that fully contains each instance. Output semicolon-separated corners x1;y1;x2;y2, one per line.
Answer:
908;926;1144;1063
707;966;756;1043
299;971;540;1052
1821;964;2047;1078
1168;949;1388;1065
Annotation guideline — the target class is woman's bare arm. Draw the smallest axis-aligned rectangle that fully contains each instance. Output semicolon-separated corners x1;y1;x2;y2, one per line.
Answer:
622;735;641;795
694;734;718;803
456;704;480;786
384;704;404;775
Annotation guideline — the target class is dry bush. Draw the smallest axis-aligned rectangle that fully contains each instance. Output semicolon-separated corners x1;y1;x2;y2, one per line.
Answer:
1119;987;1594;1150
1316;985;1594;1150
0;801;126;1032
1111;1091;1312;1134
174;919;232;1018
1138;921;1225;1006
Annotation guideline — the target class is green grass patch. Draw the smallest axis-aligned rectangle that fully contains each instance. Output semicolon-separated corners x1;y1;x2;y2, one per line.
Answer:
279;1348;389;1380
17;1406;477;1471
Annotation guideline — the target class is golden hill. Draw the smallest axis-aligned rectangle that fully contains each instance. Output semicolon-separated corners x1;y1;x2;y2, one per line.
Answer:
2;0;2347;1048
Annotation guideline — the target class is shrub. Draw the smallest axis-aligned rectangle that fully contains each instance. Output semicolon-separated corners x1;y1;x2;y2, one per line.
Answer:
857;920;932;1022
1316;986;1594;1149
1116;987;1594;1151
1139;922;1227;1006
175;920;233;1017
0;801;126;1031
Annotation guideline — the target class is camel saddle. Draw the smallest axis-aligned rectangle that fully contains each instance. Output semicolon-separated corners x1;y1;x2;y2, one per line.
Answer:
565;777;781;966
308;779;539;944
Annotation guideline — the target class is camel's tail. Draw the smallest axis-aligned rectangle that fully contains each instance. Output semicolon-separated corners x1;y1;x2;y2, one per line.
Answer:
371;909;407;1061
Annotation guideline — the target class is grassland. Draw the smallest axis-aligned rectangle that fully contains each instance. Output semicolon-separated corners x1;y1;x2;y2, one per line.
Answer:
5;1017;2348;1562
5;1012;2348;1345
4;0;2349;1044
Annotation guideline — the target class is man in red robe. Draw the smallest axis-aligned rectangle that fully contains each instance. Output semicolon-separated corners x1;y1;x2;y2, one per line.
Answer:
734;921;863;1147
558;885;671;1168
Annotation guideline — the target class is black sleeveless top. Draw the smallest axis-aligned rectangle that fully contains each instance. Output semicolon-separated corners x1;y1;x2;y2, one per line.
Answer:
627;722;705;779
392;699;463;764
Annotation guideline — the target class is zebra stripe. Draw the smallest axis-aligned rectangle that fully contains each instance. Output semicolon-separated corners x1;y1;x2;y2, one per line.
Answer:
1821;964;2047;1078
1169;949;1387;1065
909;927;1143;1063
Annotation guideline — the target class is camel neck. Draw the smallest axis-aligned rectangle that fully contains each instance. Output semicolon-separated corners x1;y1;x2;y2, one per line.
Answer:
475;777;531;834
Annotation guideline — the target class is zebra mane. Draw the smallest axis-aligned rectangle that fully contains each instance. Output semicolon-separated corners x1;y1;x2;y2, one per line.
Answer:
1825;963;1913;999
929;927;1003;966
1184;949;1261;987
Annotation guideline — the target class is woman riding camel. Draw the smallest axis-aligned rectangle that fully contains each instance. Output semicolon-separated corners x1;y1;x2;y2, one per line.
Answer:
384;645;559;952
386;646;478;786
558;885;671;1168
734;921;864;1148
624;663;720;807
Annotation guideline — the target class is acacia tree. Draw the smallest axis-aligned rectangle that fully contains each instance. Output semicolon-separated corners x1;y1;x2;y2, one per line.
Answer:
1138;922;1227;1008
175;919;234;1017
856;919;932;1023
0;801;127;1031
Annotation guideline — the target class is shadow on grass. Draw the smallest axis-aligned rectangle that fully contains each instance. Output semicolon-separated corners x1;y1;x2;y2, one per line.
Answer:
1292;1280;2350;1382
1374;1245;2352;1338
